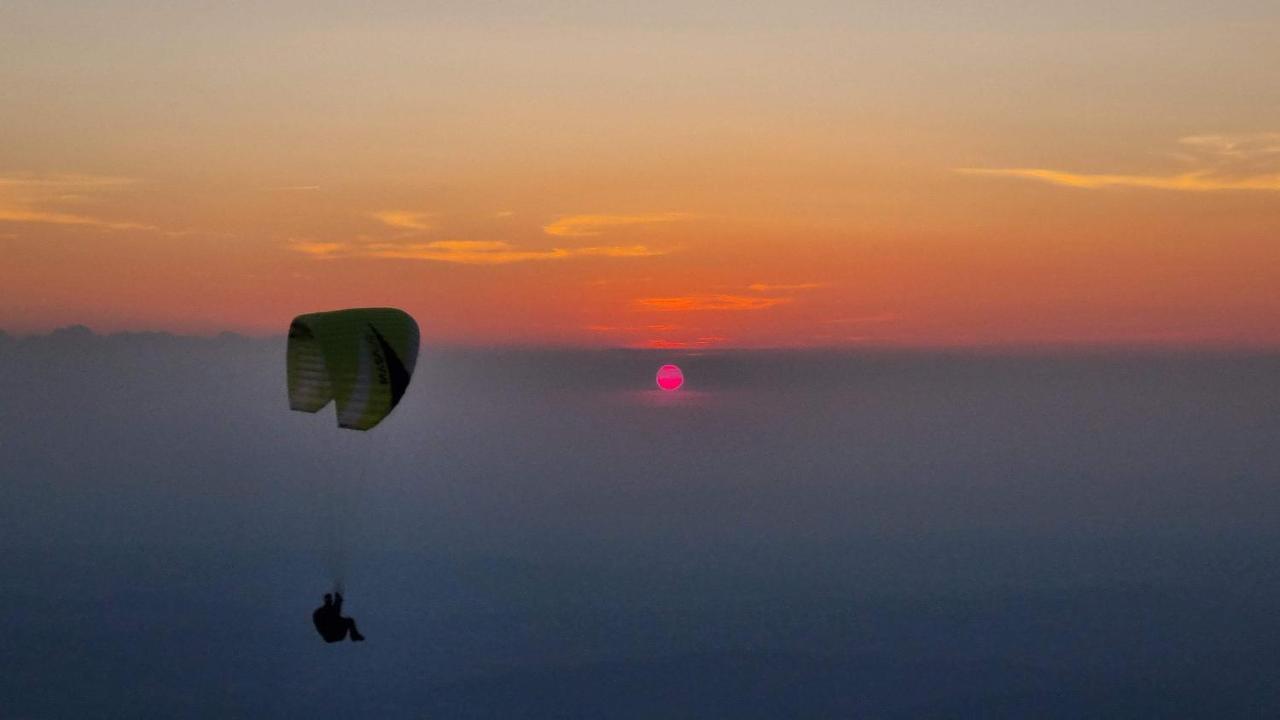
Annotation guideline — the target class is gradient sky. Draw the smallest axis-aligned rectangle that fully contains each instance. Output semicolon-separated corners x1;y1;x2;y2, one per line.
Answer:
3;1;1278;347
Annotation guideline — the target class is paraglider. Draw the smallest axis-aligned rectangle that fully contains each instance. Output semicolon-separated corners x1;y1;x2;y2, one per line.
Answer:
287;307;420;643
287;307;420;430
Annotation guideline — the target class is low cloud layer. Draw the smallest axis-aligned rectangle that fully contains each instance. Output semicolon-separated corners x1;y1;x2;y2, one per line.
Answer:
2;332;1279;717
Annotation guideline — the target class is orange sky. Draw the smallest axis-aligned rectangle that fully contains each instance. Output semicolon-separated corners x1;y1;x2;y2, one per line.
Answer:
2;3;1278;347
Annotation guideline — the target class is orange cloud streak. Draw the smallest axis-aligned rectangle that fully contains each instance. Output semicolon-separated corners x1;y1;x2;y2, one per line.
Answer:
747;282;825;292
959;134;1280;192
290;239;666;265
633;294;792;311
371;210;433;231
543;213;688;237
0;175;151;230
957;167;1280;191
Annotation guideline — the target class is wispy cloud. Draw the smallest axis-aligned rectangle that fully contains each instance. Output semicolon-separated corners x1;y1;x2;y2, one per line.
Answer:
371;210;434;232
162;228;237;239
747;282;826;292
0;174;151;230
572;245;668;259
0;208;151;229
289;240;347;258
0;174;135;190
643;339;693;349
543;212;687;237
369;241;567;264
955;167;1280;191
633;294;792;312
823;312;900;325
588;322;727;349
290;239;667;265
958;133;1280;192
585;322;683;334
641;336;726;349
1177;133;1280;158
808;333;873;344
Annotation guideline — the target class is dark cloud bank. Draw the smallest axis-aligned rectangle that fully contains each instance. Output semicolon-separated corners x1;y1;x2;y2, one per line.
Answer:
2;329;1278;717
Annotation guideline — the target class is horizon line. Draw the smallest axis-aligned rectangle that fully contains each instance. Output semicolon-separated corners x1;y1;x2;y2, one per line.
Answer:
3;324;1278;355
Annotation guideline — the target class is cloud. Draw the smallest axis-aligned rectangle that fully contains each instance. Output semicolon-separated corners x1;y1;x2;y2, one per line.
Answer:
368;241;566;264
823;312;901;325
290;239;666;265
808;333;872;343
572;245;666;258
588;322;727;350
1177;133;1280;158
0;175;134;189
955;167;1280;191
632;294;792;312
0;208;151;229
162;228;237;239
0;174;151;230
958;133;1280;193
747;282;825;292
289;240;347;258
640;336;726;349
371;210;434;231
585;322;683;334
543;213;687;237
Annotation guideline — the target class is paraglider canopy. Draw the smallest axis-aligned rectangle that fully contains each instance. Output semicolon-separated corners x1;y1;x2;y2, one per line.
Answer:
287;307;420;430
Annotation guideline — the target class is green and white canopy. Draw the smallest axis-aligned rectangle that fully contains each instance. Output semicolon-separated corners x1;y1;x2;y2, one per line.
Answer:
286;308;420;430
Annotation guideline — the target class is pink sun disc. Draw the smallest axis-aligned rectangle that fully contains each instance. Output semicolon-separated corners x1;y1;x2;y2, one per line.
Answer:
656;364;684;391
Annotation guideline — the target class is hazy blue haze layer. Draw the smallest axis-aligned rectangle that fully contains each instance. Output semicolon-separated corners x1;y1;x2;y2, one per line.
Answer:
1;329;1278;717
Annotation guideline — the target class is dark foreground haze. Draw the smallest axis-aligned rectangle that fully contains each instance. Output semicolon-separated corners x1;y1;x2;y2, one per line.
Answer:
2;329;1278;717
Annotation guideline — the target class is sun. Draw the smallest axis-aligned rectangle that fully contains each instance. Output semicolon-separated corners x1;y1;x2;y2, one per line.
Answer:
656;364;684;391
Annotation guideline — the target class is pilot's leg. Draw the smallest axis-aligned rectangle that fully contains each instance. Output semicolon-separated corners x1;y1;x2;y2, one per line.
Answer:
345;617;365;642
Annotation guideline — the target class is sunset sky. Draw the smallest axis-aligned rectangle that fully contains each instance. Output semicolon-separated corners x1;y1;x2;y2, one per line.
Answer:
3;1;1278;347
